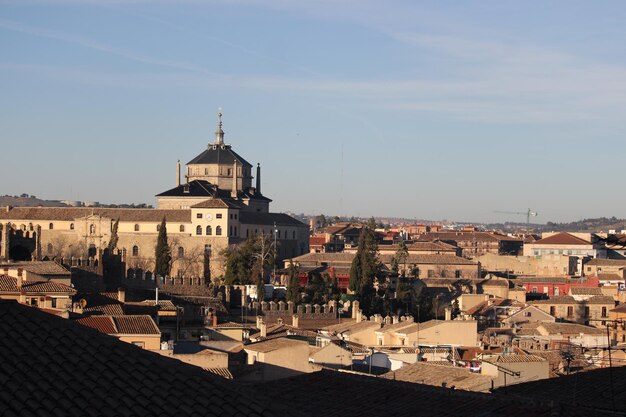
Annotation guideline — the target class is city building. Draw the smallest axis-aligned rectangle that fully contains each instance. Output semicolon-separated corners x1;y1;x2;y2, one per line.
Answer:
0;113;309;280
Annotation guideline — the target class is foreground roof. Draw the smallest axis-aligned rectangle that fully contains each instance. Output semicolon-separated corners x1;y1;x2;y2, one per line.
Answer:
0;300;277;417
497;366;626;414
240;368;614;417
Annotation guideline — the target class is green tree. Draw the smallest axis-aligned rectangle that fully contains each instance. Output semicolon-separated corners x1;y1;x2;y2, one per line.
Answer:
286;260;300;303
349;227;380;315
155;217;172;277
329;270;341;302
107;218;119;253
451;298;461;319
395;240;409;277
221;234;275;285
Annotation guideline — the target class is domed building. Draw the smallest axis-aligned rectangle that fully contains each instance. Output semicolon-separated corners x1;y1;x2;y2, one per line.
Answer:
0;113;309;281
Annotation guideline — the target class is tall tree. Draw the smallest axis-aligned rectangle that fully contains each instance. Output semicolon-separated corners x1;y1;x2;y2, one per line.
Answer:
349;227;380;315
107;218;119;254
155;217;172;277
395;240;409;277
286;260;300;303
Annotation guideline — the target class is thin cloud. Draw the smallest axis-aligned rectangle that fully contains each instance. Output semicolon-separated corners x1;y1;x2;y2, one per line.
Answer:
0;18;219;75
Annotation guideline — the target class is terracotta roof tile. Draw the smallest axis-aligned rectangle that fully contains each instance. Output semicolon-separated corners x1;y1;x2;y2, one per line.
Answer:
0;275;76;294
112;315;160;335
532;232;591;245
0;207;190;222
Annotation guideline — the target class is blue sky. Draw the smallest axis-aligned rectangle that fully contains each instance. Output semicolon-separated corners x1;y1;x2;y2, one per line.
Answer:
1;1;626;223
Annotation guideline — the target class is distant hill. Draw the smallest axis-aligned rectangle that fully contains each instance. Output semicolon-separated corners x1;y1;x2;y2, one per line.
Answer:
0;195;67;207
541;217;626;233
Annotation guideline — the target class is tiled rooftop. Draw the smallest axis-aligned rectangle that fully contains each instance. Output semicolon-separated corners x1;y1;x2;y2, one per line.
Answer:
0;300;278;417
382;362;493;392
0;275;76;294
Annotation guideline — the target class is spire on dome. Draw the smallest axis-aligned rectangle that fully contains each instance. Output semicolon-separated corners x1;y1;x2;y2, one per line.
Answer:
214;109;224;146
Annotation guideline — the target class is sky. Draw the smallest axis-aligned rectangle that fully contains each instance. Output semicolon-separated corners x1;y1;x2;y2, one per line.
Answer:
1;1;626;224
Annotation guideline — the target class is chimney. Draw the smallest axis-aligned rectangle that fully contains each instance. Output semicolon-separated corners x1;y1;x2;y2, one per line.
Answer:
212;312;218;327
392;315;399;324
256;315;263;329
260;321;267;338
231;161;238;198
445;307;452;321
256;163;261;194
406;315;414;323
176;160;181;187
292;314;299;328
16;268;24;288
117;287;126;303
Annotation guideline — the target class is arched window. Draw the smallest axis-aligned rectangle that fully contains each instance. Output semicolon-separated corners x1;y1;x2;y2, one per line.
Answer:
89;224;96;235
206;225;212;235
196;225;202;235
179;225;185;232
29;223;33;231
216;226;222;236
132;245;139;257
49;223;54;230
47;243;53;254
134;224;140;232
70;223;74;230
178;247;185;258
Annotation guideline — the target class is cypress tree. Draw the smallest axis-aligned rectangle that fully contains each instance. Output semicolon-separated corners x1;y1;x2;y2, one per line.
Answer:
155;217;172;278
286;260;300;303
107;218;119;253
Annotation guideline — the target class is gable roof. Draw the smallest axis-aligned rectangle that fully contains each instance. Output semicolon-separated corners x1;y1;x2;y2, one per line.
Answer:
585;258;626;267
187;144;252;167
1;261;70;276
0;300;277;417
532;232;592;246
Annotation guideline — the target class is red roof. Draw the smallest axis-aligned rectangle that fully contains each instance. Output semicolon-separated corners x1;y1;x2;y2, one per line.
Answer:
309;236;326;246
533;232;591;245
77;316;117;334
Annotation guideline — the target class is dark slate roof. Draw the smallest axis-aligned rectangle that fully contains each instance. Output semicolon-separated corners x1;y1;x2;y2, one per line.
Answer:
187;144;252;167
240;368;614;417
496;366;626;414
156;180;271;202
156;180;219;197
0;300;278;417
239;212;308;227
191;199;244;209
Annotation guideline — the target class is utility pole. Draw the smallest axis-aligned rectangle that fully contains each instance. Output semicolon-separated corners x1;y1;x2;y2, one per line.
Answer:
273;222;278;283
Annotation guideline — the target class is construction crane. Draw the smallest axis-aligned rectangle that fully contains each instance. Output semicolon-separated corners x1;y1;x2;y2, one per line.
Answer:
494;208;538;229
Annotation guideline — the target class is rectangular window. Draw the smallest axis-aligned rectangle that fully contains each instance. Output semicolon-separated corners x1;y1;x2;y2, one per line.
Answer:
584;306;590;318
602;307;607;317
567;306;573;317
196;213;203;219
216;214;222;219
543;286;549;293
550;306;556;316
532;287;538;293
